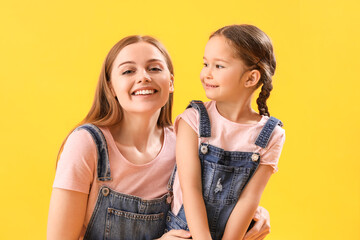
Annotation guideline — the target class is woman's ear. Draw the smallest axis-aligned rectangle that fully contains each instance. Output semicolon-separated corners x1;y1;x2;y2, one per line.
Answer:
244;69;261;88
108;81;117;98
169;74;174;93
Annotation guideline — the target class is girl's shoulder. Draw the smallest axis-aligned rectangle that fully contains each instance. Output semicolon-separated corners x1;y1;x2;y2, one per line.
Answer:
261;116;285;135
259;116;286;150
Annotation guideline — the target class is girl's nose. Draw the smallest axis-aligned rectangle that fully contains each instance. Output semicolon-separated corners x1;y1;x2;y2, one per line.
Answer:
205;68;213;79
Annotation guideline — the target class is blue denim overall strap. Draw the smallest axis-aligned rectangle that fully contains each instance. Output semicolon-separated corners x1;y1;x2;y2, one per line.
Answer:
254;116;283;149
167;165;177;194
77;124;176;240
76;124;112;181
186;100;211;138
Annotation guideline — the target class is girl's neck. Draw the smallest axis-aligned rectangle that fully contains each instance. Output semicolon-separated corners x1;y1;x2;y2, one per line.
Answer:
110;110;163;151
215;94;262;124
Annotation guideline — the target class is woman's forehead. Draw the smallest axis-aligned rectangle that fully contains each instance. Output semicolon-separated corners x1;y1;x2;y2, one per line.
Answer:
115;42;166;65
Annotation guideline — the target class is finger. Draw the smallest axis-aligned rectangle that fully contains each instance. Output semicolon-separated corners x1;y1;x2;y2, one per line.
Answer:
255;231;270;240
253;211;260;221
243;218;264;240
166;229;192;238
259;219;270;234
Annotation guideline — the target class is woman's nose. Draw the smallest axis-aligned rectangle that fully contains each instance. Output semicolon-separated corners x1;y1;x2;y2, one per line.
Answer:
137;70;151;83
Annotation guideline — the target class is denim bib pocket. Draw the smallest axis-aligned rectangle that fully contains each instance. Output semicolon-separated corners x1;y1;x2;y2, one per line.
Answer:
105;207;166;240
201;158;251;204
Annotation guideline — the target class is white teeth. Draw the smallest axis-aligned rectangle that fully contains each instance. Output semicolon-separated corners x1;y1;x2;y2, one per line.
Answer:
134;89;155;95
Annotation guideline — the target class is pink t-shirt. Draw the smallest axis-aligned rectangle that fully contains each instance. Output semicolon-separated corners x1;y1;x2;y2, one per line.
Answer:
171;101;285;214
53;126;176;239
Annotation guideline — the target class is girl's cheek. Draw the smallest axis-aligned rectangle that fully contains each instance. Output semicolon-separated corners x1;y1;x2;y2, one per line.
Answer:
200;69;205;81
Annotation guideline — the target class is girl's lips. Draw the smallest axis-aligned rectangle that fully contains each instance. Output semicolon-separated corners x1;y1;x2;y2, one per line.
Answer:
205;83;219;88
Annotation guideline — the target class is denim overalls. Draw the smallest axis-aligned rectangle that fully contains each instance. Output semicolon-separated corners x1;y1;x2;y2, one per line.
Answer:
166;101;283;240
76;124;176;240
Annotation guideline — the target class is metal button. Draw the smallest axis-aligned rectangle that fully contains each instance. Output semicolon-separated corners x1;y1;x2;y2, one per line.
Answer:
102;187;110;196
201;145;208;154
167;216;171;222
251;153;259;162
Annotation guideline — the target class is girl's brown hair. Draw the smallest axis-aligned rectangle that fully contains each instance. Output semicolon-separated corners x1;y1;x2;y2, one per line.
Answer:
57;35;174;162
210;24;276;116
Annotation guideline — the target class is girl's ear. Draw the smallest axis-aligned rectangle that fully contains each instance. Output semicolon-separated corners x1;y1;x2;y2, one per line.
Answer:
169;74;174;93
244;69;261;88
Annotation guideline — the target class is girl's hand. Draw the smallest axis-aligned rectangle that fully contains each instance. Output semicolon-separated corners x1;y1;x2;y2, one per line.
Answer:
243;206;270;240
156;230;192;239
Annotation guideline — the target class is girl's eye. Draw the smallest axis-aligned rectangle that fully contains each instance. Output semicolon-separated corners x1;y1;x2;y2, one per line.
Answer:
122;70;134;75
149;67;162;72
203;63;208;67
216;64;224;69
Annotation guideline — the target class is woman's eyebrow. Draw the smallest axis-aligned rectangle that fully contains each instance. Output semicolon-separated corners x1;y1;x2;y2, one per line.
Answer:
118;61;135;68
118;59;164;68
147;58;164;64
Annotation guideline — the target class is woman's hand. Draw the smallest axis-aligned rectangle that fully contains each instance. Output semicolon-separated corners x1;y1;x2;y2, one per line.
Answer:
156;230;192;239
243;206;271;240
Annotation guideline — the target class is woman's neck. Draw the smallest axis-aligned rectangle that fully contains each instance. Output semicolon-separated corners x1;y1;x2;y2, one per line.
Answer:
110;110;163;152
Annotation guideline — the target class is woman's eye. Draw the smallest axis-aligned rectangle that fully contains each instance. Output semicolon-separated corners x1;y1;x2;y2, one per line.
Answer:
149;67;162;72
203;63;208;67
216;64;224;69
122;70;134;75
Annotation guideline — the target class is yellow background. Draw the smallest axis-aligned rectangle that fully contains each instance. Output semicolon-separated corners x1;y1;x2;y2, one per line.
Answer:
0;0;359;239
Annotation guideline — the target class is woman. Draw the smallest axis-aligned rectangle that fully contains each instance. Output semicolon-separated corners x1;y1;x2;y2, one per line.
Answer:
47;35;271;240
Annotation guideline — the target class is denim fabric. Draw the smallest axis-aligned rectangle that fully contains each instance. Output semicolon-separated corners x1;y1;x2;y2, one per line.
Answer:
166;101;282;240
186;100;211;138
76;124;112;181
76;124;175;240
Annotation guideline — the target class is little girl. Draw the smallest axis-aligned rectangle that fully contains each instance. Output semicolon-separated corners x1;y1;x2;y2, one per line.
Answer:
166;24;285;239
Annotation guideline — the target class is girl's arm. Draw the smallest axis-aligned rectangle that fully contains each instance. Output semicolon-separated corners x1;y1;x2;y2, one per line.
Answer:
176;119;212;240
47;188;88;240
222;165;273;240
243;206;271;240
156;229;192;239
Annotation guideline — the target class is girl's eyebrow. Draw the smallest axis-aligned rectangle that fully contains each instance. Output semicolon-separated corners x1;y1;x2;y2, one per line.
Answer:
118;59;164;68
203;57;229;63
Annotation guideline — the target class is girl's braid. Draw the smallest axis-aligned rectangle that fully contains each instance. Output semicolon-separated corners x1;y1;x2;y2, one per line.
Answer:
256;76;273;116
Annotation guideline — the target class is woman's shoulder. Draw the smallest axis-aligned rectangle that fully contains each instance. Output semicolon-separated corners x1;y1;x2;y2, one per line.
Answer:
62;125;99;158
54;126;98;193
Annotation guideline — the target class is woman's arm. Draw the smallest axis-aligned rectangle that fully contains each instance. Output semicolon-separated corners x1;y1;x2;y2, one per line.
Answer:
176;119;212;240
47;188;88;240
222;165;273;240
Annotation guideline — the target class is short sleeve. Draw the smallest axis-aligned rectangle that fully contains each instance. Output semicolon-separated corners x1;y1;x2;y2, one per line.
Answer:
174;107;199;136
52;129;97;194
259;126;285;173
